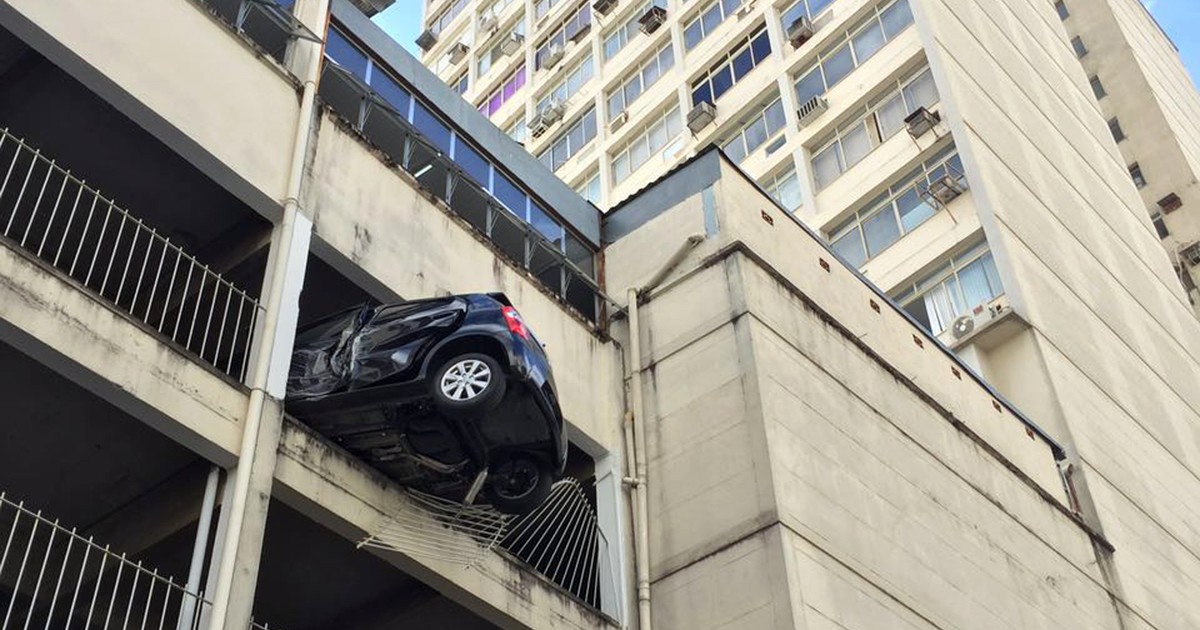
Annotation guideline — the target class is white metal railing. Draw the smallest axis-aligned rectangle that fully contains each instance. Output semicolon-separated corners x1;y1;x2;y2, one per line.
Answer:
0;492;211;630
0;128;263;382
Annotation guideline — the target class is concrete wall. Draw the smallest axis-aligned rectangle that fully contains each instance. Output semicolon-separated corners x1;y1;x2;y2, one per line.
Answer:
912;0;1200;626
602;156;1121;629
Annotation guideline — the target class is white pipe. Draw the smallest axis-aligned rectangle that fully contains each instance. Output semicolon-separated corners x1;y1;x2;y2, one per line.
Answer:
624;233;704;630
207;3;329;627
177;467;220;630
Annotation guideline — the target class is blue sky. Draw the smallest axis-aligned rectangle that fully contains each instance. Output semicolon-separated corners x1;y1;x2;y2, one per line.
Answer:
373;0;1200;83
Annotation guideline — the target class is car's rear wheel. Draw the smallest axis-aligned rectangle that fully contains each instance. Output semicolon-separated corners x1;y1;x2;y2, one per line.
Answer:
430;353;506;418
486;457;553;515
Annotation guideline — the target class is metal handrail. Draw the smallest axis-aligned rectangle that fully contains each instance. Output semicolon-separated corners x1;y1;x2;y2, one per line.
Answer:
0;128;264;382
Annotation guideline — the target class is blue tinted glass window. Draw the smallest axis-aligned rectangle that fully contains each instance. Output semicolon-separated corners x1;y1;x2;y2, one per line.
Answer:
530;204;564;245
454;139;490;185
809;0;834;15
701;5;722;34
852;22;886;63
494;173;527;216
684;21;703;49
692;82;713;105
731;47;754;80
822;44;854;87
711;65;734;100
881;0;913;38
751;30;772;62
795;66;825;103
326;30;369;79
371;73;411;116
413;103;452;154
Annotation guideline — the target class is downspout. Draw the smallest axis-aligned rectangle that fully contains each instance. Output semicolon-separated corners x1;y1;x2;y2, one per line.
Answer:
207;2;329;626
625;234;704;630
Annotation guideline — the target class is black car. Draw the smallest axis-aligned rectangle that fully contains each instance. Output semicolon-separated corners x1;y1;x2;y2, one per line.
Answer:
286;293;567;514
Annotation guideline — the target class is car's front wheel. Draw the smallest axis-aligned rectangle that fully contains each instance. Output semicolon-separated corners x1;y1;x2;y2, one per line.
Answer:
486;458;553;515
430;353;507;418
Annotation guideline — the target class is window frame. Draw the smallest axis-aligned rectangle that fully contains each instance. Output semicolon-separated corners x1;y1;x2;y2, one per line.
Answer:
537;106;599;171
792;0;914;105
607;42;675;121
894;240;1004;335
610;105;684;184
721;94;788;163
683;0;743;51
690;26;772;106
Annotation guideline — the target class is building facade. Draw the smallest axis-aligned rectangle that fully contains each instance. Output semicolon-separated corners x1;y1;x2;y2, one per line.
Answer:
0;0;1199;629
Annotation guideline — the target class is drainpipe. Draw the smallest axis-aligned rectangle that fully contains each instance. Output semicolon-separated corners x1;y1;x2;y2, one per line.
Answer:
178;467;220;630
625;234;704;630
207;2;329;627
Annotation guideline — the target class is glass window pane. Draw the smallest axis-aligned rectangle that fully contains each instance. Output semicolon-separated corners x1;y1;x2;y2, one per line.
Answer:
724;137;747;163
326;31;369;78
904;298;932;332
852;23;886;63
711;65;734;99
744;118;768;153
413;103;452;153
631;138;650;168
765;100;786;134
863;209;901;256
455;140;490;185
530;204;564;246
876;93;907;138
650;120;669;150
625;79;643;103
881;0;914;39
958;257;997;308
751;29;772;62
822;44;855;87
609;92;624;118
722;0;741;17
685;21;703;49
731;46;755;80
666;109;683;136
373;73;411;115
832;229;867;267
613;153;630;182
660;45;675;71
795;66;825;104
778;173;802;210
903;70;939;110
494;172;526;216
896;188;934;231
813;143;844;189
702;5;723;35
644;59;661;86
809;0;834;16
781;2;807;25
841;124;872;166
692;82;713;105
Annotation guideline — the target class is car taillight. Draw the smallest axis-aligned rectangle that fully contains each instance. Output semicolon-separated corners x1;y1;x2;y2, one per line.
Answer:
502;306;530;340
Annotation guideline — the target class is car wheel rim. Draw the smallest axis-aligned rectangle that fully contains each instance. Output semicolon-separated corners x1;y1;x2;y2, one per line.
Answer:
440;359;492;402
494;460;538;500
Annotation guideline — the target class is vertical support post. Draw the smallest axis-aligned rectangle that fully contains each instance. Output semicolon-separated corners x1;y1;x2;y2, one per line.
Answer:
177;467;220;630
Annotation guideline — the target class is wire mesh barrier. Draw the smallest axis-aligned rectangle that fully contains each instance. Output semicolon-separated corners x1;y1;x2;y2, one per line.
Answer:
0;493;211;630
361;479;612;612
0;128;264;382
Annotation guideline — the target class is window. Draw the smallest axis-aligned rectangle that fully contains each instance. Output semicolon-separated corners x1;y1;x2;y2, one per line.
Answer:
793;0;914;106
1108;117;1125;142
535;0;564;19
537;54;594;114
535;1;592;69
538;107;598;171
829;145;966;266
1129;163;1147;188
1072;36;1088;58
607;43;675;120
894;241;1004;335
683;0;742;50
575;170;602;205
478;65;527;117
811;67;940;189
780;0;836;31
722;96;787;163
506;116;527;144
1089;75;1106;99
691;27;772;105
427;0;471;36
477;19;526;76
451;71;469;95
611;106;684;184
762;167;803;212
1055;0;1069;19
1150;208;1170;238
1159;193;1183;213
604;2;656;60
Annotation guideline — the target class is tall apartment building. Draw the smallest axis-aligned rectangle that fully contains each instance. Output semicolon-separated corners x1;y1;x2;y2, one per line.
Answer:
1054;0;1200;314
2;0;1200;629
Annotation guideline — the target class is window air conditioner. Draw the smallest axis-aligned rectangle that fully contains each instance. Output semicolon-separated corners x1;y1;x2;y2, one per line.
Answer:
448;42;470;64
787;16;815;48
687;101;716;133
1180;242;1200;267
529;117;551;138
416;28;439;51
610;111;630;131
543;42;566;69
639;6;667;34
904;106;941;138
921;174;967;206
796;95;828;127
479;14;498;35
539;101;566;126
593;0;619;15
501;32;525;55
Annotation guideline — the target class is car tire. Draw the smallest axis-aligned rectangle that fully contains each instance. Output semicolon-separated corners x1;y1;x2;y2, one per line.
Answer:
486;458;554;515
430;353;506;418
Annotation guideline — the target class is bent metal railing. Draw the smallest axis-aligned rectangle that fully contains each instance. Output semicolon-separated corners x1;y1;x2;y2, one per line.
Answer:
0;128;263;382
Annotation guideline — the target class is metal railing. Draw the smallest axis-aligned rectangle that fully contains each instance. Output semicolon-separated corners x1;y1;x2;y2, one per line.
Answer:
0;128;263;382
0;493;211;630
199;0;321;65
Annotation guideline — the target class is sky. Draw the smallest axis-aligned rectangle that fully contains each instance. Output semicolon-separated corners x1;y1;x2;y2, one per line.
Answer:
373;0;1200;84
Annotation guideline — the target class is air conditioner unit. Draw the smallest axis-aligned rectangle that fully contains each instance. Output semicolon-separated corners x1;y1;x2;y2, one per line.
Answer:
1180;242;1200;267
593;0;618;15
416;28;439;51
687;101;716;133
529;117;550;138
479;14;498;35
569;22;592;43
639;6;667;34
921;174;967;206
949;315;975;340
787;16;815;48
796;96;828;127
448;42;470;64
610;111;629;131
500;32;525;55
735;1;755;19
543;42;565;69
904;106;941;138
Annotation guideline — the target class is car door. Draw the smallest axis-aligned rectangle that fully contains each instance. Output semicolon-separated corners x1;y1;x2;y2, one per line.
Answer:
346;297;468;389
